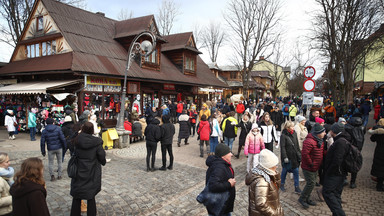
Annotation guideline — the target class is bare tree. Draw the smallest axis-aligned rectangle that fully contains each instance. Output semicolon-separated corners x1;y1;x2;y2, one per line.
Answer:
224;0;282;97
192;22;204;50
0;0;86;47
313;0;383;103
200;21;226;63
156;0;181;36
117;8;134;21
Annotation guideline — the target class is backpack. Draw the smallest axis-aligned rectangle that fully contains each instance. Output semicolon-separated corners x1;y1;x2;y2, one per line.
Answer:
284;106;289;112
343;142;363;173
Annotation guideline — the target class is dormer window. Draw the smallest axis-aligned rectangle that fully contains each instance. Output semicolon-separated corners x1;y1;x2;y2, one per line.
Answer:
37;16;43;31
185;55;195;71
145;48;157;64
230;72;237;79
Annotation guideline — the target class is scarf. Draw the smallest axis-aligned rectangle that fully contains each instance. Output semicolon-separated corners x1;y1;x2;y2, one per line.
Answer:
287;128;294;134
311;132;324;148
251;164;276;184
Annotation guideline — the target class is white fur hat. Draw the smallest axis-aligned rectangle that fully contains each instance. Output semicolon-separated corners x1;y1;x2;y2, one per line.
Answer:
251;123;259;130
64;116;72;122
259;149;279;169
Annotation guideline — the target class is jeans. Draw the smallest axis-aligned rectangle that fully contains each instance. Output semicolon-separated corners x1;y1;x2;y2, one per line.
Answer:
161;144;173;168
29;127;36;140
71;198;96;216
48;148;62;177
362;114;369;127
281;167;299;187
223;137;235;151
190;123;196;136
300;169;317;201
210;136;219;153
322;175;346;216
200;140;210;156
247;153;259;173
146;142;157;169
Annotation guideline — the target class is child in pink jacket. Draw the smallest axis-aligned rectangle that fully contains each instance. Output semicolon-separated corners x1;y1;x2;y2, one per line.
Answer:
244;123;265;172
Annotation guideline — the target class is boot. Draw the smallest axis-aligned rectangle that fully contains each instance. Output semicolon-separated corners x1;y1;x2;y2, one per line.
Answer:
177;142;181;147
280;184;285;192
159;166;166;171
295;186;302;194
50;175;55;182
81;200;87;212
167;165;173;170
298;198;309;209
350;182;356;189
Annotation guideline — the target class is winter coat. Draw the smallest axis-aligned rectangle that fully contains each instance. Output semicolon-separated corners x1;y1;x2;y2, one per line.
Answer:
369;126;384;178
0;167;14;186
288;105;298;117
4;114;16;132
205;156;235;215
222;104;231;114
294;123;308;150
10;180;50;216
71;132;106;200
324;105;336;119
189;110;198;124
210;118;222;138
305;114;316;133
0;177;12;215
238;119;252;147
28;112;36;128
344;117;364;151
198;120;211;141
139;118;147;135
259;121;278;144
144;119;161;143
323;132;351;177
374;105;381;120
301;133;324;172
245;168;283;216
40;124;66;155
244;132;264;155
124;121;132;131
162;107;170;116
199;107;211;121
178;114;191;139
360;102;371;115
280;129;301;169
236;103;245;114
160;122;175;145
282;104;290;116
61;121;74;150
132;121;142;137
270;110;284;131
177;103;183;113
222;117;238;138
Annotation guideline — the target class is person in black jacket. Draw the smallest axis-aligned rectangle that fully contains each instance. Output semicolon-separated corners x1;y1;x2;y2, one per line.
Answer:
205;143;236;215
40;118;66;181
159;115;175;171
144;118;161;172
10;157;50;216
177;110;191;147
61;116;74;161
368;119;384;191
344;117;364;189
235;114;252;159
270;106;284;138
322;123;350;216
70;122;106;216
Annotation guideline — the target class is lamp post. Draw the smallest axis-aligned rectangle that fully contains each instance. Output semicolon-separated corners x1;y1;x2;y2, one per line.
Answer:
116;31;157;148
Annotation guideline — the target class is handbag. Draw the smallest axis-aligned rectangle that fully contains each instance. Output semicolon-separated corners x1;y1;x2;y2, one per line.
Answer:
196;184;230;216
282;161;293;172
67;152;78;178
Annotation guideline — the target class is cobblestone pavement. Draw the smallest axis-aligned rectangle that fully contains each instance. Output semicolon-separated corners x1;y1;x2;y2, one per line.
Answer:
0;114;383;215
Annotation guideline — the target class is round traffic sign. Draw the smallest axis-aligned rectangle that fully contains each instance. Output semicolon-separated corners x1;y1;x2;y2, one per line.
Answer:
304;66;316;79
303;79;316;92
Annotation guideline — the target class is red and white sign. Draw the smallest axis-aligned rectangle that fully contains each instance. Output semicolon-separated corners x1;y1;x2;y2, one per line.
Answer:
303;79;316;92
304;66;316;79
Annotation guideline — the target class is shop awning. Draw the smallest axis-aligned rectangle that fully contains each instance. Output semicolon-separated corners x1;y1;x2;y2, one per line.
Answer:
0;80;81;95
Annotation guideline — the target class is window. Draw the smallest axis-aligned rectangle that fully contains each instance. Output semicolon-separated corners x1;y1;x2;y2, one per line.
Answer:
185;56;195;71
145;49;157;64
230;72;237;79
26;40;56;58
37;16;43;31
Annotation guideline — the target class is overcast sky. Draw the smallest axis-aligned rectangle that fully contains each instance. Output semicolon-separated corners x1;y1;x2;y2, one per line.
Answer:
0;0;324;77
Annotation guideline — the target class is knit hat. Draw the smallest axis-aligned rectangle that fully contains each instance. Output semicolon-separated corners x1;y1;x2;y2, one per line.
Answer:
312;123;325;134
7;110;13;114
215;143;231;158
315;117;325;124
296;115;306;123
64;116;72;123
251;123;259;130
338;117;346;124
46;118;54;125
331;122;344;134
259;149;279;169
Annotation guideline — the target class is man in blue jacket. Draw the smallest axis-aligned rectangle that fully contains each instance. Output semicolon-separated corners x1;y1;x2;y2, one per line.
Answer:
41;118;66;181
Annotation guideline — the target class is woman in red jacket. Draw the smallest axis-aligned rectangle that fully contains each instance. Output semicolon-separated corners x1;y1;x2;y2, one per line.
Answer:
197;114;211;157
373;99;381;124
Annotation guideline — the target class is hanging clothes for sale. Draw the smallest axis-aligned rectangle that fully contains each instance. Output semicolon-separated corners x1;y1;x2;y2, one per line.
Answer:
177;93;182;102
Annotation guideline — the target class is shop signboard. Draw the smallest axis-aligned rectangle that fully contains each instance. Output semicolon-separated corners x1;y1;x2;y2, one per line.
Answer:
87;76;121;86
164;83;175;90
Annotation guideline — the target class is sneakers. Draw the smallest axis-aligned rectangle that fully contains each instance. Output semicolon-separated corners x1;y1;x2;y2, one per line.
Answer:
295;186;302;194
280;184;286;192
50;175;55;182
298;198;309;209
12;135;15;140
350;182;356;189
306;199;317;206
299;177;305;182
159;166;166;171
81;200;87;212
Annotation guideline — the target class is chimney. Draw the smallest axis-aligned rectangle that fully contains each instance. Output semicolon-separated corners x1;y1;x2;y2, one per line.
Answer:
96;12;105;17
259;56;264;60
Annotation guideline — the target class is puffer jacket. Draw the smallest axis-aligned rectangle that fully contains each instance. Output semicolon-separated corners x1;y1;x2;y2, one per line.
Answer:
244;132;264;155
28;112;36;128
198;120;211;141
160;122;175;145
294;123;308;150
0;177;12;215
178;114;191;138
259;122;278;144
144;119;161;143
369;124;384;178
222;117;238;138
236;103;245;114
132;121;142;137
199;105;211;121
289;105;297;117
245;167;283;216
280;129;301;169
40;124;66;154
301;133;324;172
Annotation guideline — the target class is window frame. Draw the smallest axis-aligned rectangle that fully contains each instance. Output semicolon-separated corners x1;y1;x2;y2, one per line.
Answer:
25;39;57;58
37;16;44;32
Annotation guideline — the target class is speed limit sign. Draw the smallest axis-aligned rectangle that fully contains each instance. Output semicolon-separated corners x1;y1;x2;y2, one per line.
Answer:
303;79;316;92
304;66;316;79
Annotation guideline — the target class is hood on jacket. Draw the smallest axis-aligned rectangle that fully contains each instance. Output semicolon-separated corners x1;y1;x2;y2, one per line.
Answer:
206;155;228;167
179;114;189;122
76;132;102;150
44;124;58;132
347;117;363;127
150;118;160;125
334;131;352;143
200;120;209;127
10;180;46;199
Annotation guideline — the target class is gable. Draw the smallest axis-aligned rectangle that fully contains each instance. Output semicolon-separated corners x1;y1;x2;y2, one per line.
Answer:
11;0;72;62
187;35;197;49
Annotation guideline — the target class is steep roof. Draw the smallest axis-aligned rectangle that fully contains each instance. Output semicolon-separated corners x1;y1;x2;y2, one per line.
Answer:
0;0;226;88
162;32;201;54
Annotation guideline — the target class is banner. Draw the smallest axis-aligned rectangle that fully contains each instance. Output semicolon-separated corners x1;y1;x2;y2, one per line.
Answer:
87;76;121;86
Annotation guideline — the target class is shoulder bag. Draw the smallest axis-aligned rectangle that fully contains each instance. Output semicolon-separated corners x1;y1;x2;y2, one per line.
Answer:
67;150;78;178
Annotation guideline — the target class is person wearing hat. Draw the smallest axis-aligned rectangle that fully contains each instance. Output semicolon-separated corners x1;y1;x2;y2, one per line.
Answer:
40;118;67;181
322;122;350;216
245;149;283;215
294;115;308;150
205;143;236;215
4;110;17;140
299;123;326;209
61;116;74;161
244;123;265;172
